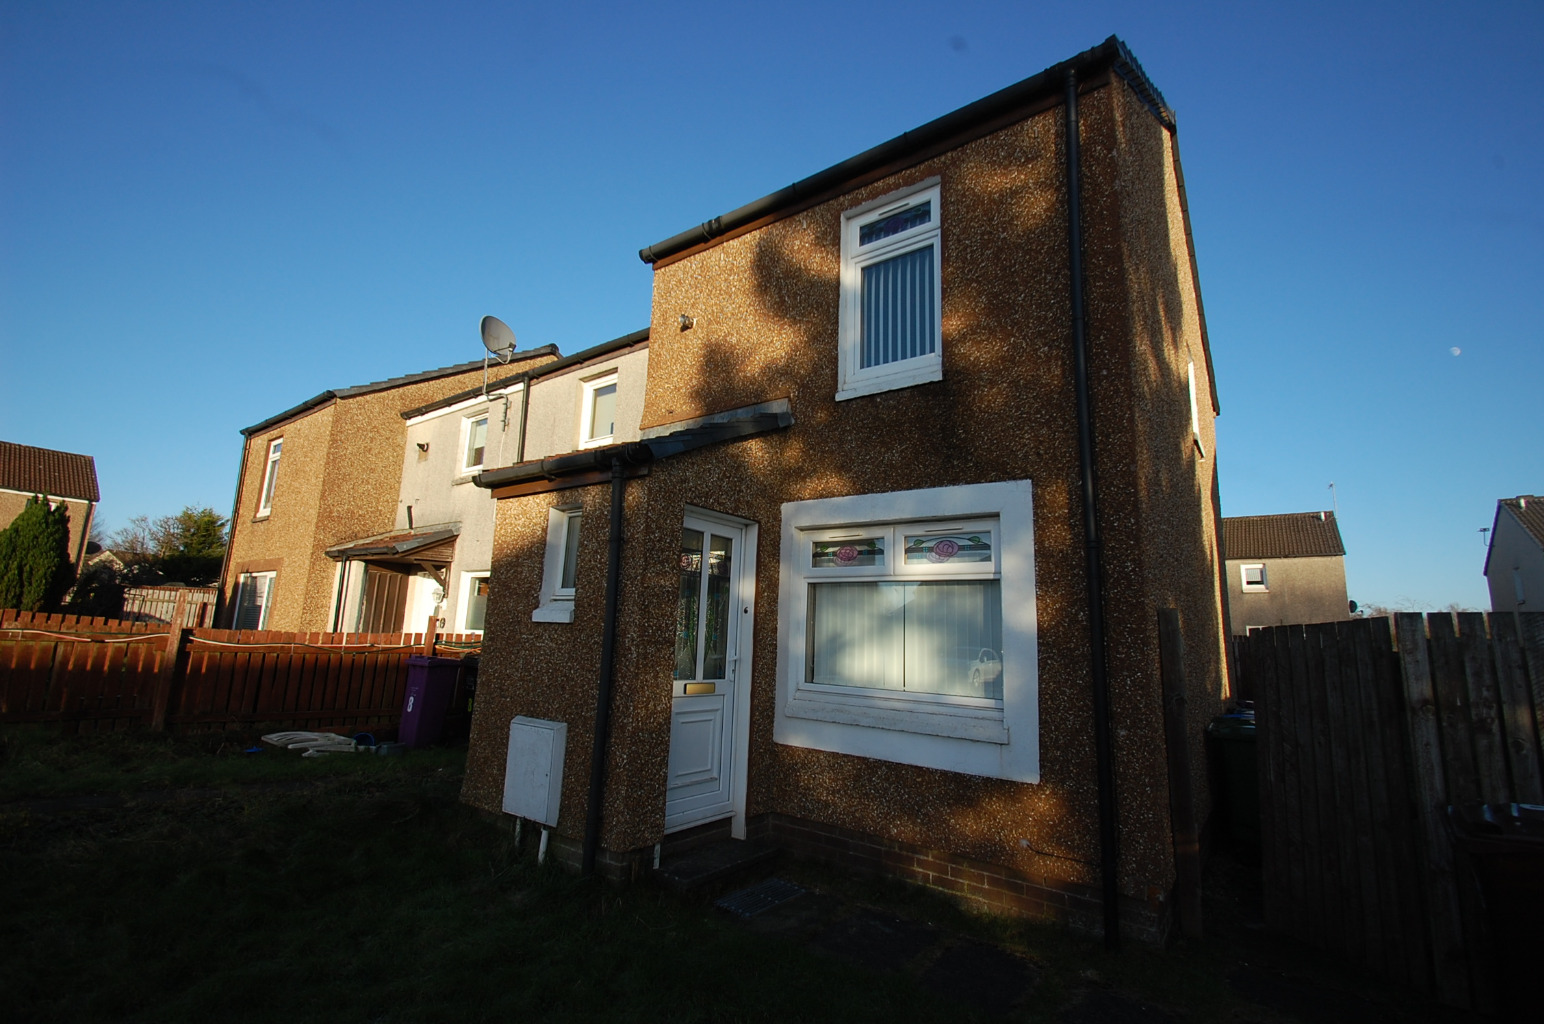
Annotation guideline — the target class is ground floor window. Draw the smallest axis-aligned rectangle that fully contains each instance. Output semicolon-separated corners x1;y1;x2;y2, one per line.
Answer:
774;480;1039;782
459;571;490;632
233;571;275;630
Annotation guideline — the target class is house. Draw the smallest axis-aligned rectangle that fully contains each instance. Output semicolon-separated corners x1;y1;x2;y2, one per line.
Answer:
0;440;100;572
221;350;559;632
325;330;650;635
460;37;1229;944
1221;511;1348;633
1484;495;1544;614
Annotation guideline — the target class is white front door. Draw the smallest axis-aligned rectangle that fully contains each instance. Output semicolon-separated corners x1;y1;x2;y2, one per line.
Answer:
665;513;751;833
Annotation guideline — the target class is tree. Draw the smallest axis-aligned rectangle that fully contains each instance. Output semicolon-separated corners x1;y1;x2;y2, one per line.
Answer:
0;495;76;612
106;506;228;586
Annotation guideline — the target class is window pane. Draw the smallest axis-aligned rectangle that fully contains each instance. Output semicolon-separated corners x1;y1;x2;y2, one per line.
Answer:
466;417;488;468
859;201;931;245
902;532;992;566
702;533;733;680
560;512;582;590
808;580;1001;699
589;382;617;440
674;528;704;679
861;246;936;369
465;577;489;631
812;536;884;568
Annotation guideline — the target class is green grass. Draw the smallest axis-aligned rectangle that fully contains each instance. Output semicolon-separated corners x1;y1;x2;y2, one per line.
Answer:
0;726;1481;1024
0;728;972;1024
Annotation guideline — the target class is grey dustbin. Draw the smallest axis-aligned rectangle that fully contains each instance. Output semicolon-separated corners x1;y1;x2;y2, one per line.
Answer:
398;655;460;748
1206;705;1259;850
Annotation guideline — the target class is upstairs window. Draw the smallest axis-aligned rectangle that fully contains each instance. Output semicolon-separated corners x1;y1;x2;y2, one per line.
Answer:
1241;564;1268;592
580;373;619;448
838;179;943;401
257;439;282;516
463;414;489;474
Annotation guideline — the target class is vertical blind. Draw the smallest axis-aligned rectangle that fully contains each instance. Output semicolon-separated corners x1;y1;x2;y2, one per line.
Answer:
861;246;936;369
808;579;1002;699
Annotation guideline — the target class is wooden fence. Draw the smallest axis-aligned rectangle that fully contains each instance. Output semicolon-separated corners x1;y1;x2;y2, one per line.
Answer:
0;605;482;736
1240;612;1543;1013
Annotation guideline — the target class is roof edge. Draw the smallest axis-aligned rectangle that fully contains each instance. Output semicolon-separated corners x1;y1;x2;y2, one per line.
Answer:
638;36;1172;266
241;344;560;436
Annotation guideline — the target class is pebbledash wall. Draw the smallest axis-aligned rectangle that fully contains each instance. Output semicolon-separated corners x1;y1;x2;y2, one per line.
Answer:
461;41;1227;943
223;351;557;633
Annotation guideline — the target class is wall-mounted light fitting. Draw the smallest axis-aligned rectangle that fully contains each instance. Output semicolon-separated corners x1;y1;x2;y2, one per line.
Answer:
416;442;430;452
678;314;695;331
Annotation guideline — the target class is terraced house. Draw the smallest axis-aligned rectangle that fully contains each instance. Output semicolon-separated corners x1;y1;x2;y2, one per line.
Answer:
463;37;1230;944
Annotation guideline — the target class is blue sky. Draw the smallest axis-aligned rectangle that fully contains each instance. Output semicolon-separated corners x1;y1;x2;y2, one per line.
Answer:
2;1;1540;610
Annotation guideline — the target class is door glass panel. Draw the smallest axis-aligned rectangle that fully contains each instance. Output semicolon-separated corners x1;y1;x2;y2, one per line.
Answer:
674;528;704;679
702;533;733;680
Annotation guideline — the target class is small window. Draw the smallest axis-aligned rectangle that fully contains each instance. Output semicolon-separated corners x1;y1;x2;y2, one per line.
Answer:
459;571;491;632
1241;564;1268;592
580;373;619;448
1188;361;1206;458
1514;568;1527;606
837;179;943;401
463;415;489;473
233;571;275;629
257;439;282;516
533;507;583;622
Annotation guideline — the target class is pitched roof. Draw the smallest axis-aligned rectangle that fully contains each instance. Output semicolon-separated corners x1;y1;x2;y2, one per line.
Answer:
1223;511;1345;560
1499;496;1544;548
0;441;100;502
241;345;560;436
1484;495;1544;575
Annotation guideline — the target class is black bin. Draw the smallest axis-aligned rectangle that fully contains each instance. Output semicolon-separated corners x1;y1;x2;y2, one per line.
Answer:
1447;802;1544;1018
1207;705;1259;851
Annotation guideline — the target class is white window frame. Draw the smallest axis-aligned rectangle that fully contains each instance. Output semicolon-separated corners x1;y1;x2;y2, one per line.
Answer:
1188;361;1207;459
578;372;619;449
532;506;583;623
457;570;491;633
837;178;944;402
774;480;1039;783
1240;563;1268;592
257;438;282;517
232;571;275;629
461;412;490;475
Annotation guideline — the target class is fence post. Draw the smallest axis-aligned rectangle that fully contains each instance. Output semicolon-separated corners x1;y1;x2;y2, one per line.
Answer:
422;614;438;657
150;590;190;732
1158;608;1203;939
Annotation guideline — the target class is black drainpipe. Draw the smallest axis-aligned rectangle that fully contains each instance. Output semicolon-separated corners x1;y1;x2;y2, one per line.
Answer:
1066;67;1121;950
582;455;627;875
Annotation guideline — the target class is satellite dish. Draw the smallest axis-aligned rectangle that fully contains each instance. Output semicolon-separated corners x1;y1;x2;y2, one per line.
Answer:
480;315;516;361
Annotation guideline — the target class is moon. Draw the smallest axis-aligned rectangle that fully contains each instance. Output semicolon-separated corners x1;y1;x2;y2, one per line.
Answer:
1450;347;1462;356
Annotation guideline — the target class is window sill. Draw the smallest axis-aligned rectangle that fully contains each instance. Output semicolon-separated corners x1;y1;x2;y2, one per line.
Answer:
835;360;943;402
785;694;1008;744
531;602;575;623
252;513;272;522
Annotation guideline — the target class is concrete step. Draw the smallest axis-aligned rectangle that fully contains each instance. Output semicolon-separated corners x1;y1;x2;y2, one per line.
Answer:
654;838;780;896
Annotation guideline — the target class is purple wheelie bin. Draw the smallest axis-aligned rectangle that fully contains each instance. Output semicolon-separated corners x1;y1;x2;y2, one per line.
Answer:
398;655;460;748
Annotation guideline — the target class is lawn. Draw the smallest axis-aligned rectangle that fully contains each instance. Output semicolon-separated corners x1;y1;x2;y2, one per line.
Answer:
0;726;1481;1023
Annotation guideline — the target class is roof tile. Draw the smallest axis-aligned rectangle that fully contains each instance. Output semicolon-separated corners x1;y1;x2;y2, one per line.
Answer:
1223;511;1344;560
0;441;100;502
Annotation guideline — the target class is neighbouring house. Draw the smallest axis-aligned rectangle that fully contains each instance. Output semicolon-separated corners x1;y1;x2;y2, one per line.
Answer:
221;350;560;632
1221;511;1349;633
325;330;650;636
1484;495;1544;614
461;37;1229;944
0;440;100;573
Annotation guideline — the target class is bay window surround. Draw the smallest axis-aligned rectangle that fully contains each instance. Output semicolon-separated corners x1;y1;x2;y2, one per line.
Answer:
774;479;1039;782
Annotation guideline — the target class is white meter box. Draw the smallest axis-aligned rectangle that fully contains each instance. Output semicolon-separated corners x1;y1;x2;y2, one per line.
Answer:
502;716;567;826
